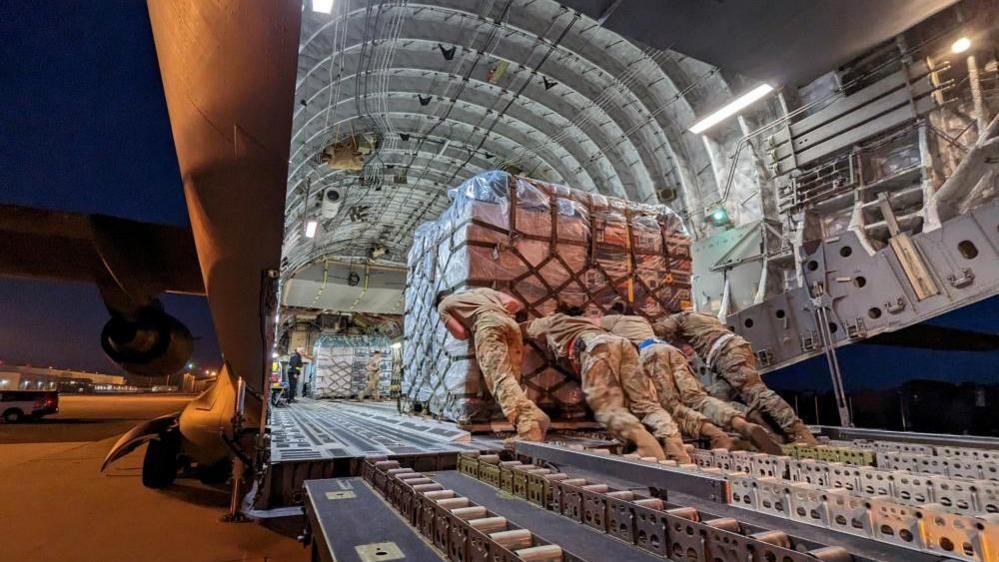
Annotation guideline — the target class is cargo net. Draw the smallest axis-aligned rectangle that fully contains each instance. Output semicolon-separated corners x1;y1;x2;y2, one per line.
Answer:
313;334;393;398
403;171;691;425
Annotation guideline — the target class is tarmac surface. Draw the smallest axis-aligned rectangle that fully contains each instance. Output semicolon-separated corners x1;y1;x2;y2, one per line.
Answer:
0;393;193;443
0;393;307;562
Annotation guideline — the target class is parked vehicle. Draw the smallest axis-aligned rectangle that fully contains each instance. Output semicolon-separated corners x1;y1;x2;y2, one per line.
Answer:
1;390;59;422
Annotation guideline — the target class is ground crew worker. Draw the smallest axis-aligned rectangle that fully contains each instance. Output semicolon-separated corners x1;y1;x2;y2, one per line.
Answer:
364;350;382;400
287;348;303;403
437;288;550;441
525;306;687;462
602;313;783;454
654;311;818;445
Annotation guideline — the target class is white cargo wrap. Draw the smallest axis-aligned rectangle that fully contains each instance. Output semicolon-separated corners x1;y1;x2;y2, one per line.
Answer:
312;335;393;398
403;171;691;424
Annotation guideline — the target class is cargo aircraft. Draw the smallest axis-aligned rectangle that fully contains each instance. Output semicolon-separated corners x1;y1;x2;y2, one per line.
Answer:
1;0;989;508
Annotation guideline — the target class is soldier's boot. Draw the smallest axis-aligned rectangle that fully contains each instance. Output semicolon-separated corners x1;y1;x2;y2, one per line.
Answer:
744;409;788;442
662;435;692;463
515;404;550;442
698;421;735;450
730;416;783;455
535;406;551;439
788;421;818;445
625;427;667;461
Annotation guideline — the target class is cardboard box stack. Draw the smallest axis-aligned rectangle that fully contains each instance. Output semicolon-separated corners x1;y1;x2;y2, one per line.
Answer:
403;171;690;425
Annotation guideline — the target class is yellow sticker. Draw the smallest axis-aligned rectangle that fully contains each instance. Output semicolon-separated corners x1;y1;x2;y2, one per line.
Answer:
325;490;356;500
356;542;404;562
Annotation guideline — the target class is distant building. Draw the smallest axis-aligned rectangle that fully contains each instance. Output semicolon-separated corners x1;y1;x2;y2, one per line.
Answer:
180;372;217;393
0;364;127;393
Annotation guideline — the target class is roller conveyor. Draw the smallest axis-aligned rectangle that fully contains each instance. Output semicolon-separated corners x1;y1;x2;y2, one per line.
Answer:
279;402;999;561
259;399;506;508
430;471;663;562
303;456;868;562
305;477;444;562
515;440;999;562
304;436;999;562
260;400;616;508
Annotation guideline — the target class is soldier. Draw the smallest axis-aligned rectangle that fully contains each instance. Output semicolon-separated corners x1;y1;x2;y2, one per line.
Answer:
601;312;783;454
364;350;382;400
654;311;818;445
286;348;303;403
437;288;549;441
526;306;688;462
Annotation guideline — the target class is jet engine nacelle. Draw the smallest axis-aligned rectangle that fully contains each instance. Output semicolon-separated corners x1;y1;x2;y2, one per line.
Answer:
100;308;194;376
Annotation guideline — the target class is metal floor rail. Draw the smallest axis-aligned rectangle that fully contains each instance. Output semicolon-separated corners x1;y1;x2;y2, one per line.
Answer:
269;399;497;463
516;441;999;562
370;453;855;562
258;399;505;508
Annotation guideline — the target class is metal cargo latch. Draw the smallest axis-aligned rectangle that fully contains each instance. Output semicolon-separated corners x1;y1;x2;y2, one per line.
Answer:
947;268;974;288
799;331;818;352
756;349;774;367
845;318;867;339
884;297;907;314
356;542;404;562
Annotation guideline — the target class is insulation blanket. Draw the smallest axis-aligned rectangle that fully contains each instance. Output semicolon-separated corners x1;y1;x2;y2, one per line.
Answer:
403;171;691;424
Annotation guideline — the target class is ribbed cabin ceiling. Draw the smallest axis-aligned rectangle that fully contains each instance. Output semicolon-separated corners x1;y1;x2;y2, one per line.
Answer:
284;0;742;271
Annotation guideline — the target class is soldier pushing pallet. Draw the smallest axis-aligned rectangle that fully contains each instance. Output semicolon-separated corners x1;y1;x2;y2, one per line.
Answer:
654;311;818;445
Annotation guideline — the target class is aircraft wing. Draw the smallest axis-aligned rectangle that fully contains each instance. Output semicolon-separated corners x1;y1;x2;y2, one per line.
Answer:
0;204;204;297
146;0;301;398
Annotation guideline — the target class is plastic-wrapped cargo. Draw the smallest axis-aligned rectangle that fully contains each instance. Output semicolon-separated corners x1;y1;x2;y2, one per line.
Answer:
312;334;393;398
403;171;691;425
312;346;355;398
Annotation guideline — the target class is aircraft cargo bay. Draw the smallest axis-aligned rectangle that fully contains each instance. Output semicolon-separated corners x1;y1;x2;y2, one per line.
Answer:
1;1;998;561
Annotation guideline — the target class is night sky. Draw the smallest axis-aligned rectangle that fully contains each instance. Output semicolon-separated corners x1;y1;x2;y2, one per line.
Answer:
0;2;219;375
766;295;999;393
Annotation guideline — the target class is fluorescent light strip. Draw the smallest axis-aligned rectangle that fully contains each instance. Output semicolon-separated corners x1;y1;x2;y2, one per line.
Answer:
689;84;775;134
313;0;334;14
305;220;318;238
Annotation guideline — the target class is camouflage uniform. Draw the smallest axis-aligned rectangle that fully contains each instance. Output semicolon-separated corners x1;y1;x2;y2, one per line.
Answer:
704;374;742;406
713;340;801;431
439;289;547;440
601;314;741;439
527;314;671;460
608;338;682;444
473;311;543;434
364;354;382;400
655;312;803;433
641;343;746;435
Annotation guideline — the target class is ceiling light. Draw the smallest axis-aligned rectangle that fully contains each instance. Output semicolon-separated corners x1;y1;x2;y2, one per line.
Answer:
707;207;730;226
305;220;318;238
951;36;971;54
689;84;775;134
313;0;334;14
